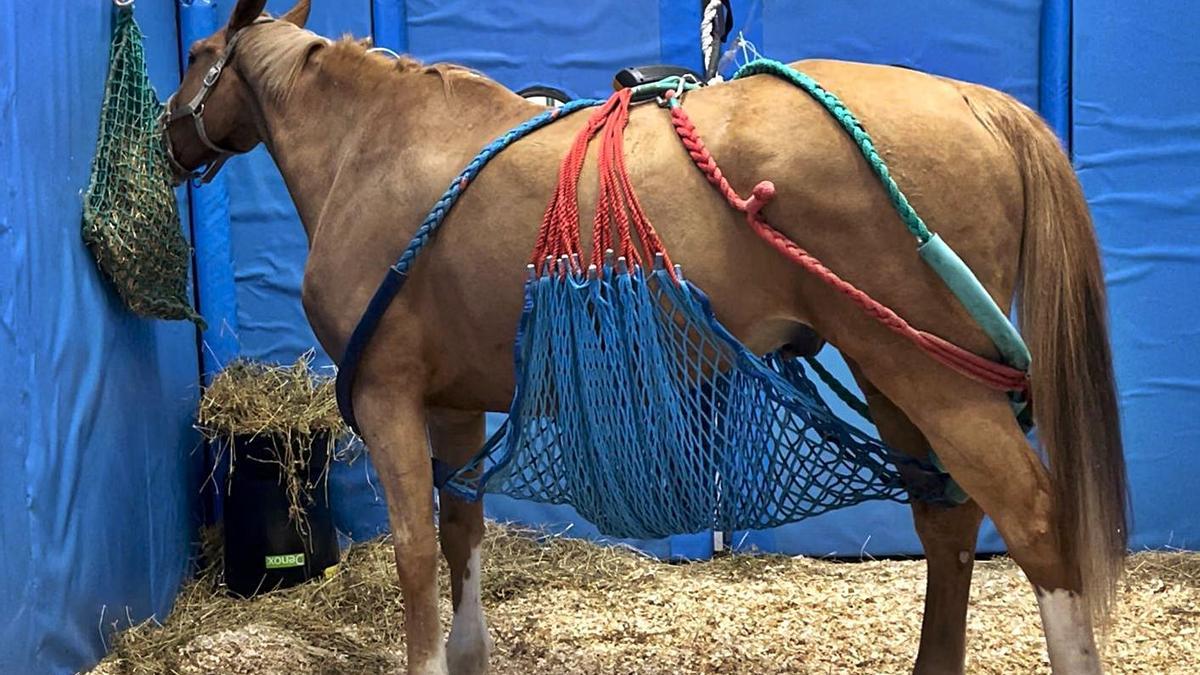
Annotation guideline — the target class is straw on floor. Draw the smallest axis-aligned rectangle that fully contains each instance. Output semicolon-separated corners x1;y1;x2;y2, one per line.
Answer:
91;520;1198;674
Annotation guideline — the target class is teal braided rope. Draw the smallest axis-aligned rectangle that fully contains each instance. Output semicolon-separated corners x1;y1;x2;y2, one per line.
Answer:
733;59;933;244
802;356;873;422
392;98;602;275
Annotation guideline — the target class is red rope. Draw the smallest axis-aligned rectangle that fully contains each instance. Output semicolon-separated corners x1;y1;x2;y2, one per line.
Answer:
665;92;1028;393
531;89;674;277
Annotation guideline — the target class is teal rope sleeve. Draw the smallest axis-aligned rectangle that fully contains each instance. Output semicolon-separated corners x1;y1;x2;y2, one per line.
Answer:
918;235;1031;370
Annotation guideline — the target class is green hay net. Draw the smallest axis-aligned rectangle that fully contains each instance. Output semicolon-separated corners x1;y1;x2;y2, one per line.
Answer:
82;8;203;326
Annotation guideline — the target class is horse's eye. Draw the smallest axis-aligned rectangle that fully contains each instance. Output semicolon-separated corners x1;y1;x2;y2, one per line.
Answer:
187;52;197;66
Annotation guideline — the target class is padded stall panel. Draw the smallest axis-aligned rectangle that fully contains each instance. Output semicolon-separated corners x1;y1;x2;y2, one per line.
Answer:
1073;2;1200;550
761;0;1041;108
403;0;664;100
0;4;201;673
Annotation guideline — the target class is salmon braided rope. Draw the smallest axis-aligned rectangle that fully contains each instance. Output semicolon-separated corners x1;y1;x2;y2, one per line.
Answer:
664;91;1028;393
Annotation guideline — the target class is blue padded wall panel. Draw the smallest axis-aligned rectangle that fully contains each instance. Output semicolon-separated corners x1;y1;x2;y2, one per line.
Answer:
1073;3;1200;550
404;0;663;100
0;4;201;673
761;0;1041;109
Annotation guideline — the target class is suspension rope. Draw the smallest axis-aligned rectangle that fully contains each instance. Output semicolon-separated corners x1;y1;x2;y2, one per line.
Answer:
701;0;730;83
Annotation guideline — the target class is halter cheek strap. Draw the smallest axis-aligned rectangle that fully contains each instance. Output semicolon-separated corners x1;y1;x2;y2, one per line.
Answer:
161;17;273;185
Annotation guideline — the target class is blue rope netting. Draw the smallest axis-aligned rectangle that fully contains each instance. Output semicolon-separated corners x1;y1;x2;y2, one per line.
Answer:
444;258;954;539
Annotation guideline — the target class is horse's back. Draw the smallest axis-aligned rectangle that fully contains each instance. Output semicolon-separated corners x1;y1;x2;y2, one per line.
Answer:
403;57;1032;407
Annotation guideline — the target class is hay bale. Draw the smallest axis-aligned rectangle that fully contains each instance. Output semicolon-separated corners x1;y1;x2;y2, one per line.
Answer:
90;522;1200;674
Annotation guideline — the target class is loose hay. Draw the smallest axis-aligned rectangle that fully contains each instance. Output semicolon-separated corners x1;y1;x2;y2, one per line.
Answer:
196;353;350;523
91;522;1199;674
196;353;345;440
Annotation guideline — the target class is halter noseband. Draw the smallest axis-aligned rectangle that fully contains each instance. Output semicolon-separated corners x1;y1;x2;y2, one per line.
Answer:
161;17;274;185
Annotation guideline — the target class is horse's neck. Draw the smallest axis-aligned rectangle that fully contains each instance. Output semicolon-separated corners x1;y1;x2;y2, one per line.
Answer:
246;39;535;246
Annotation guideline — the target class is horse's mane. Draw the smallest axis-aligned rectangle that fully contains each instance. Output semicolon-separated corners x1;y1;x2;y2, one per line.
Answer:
242;20;505;105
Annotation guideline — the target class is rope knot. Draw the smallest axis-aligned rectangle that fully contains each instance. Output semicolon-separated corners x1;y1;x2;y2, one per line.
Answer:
746;181;776;216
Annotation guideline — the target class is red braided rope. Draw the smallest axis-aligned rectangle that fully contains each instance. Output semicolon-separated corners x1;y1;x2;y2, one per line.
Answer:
532;89;674;276
665;92;1028;393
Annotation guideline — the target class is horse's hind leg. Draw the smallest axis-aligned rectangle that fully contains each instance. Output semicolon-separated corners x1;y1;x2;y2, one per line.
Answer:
849;362;983;675
429;408;493;675
848;355;1103;674
356;388;448;675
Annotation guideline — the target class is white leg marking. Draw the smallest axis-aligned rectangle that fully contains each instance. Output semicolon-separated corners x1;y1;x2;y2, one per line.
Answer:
412;640;449;675
1035;587;1102;674
446;545;492;674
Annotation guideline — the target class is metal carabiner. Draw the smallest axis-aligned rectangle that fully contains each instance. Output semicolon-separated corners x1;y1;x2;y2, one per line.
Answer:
656;73;702;108
113;0;135;6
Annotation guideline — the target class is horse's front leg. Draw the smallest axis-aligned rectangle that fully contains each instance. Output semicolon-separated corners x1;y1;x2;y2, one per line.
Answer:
851;363;982;675
357;388;447;675
429;407;493;675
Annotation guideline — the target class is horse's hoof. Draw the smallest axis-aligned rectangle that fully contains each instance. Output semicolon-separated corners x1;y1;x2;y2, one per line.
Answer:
445;632;492;675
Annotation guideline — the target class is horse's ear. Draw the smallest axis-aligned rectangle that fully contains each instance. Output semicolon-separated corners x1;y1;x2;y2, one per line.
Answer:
281;0;312;28
226;0;269;38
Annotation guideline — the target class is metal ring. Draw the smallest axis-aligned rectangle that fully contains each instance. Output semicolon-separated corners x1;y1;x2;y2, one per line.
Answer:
367;47;402;60
114;0;135;7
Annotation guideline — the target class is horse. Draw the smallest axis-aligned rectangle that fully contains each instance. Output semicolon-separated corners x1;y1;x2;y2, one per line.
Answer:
163;1;1127;673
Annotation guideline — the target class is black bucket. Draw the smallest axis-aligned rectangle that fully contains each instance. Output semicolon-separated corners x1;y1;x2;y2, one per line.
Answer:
222;432;341;598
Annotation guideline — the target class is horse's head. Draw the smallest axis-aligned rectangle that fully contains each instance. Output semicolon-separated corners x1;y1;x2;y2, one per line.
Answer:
162;0;311;185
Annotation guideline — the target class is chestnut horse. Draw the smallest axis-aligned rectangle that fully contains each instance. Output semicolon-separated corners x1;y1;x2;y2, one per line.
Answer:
164;1;1127;673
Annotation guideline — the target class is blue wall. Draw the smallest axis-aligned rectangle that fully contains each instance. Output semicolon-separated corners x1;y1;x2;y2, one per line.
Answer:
1073;2;1200;551
0;3;202;674
3;2;1199;671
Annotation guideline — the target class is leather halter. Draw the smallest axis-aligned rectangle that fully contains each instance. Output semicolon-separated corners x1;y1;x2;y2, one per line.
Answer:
161;17;274;185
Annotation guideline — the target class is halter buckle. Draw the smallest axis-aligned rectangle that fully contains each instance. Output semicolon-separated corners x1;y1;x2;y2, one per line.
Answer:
202;64;222;88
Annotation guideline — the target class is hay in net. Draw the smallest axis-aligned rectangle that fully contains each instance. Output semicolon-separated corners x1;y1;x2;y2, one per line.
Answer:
196;353;350;524
89;521;1200;674
82;8;202;325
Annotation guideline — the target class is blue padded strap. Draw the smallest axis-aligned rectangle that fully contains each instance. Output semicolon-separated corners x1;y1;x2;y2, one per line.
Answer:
335;266;408;431
431;457;456;492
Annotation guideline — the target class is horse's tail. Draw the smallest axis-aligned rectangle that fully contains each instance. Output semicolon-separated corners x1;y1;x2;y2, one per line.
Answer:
964;85;1128;626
